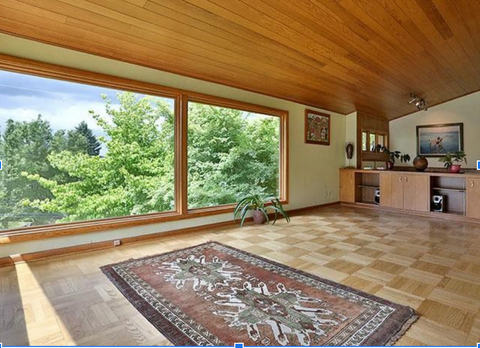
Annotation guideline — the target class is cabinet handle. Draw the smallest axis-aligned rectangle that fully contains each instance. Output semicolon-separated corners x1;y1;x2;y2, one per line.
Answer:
399;176;402;183
472;180;475;188
405;176;408;183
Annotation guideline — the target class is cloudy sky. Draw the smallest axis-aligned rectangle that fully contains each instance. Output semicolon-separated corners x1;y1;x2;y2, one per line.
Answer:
0;70;175;153
0;70;124;137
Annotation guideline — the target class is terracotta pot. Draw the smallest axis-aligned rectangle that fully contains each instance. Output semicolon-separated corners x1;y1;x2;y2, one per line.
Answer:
251;210;266;225
413;156;428;172
386;161;394;170
449;164;461;173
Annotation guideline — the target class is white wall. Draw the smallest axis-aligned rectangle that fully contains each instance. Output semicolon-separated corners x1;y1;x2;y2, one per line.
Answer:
0;34;346;257
390;91;480;168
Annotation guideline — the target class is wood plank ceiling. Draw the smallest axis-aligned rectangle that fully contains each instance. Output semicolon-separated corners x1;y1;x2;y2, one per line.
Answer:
0;0;479;119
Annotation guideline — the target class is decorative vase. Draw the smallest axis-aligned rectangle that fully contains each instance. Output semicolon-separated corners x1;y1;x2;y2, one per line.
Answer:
386;161;394;170
413;156;428;172
252;210;266;225
346;143;354;160
449;164;461;173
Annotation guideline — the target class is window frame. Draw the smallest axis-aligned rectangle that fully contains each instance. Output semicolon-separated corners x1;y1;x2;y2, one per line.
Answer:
0;54;289;244
184;93;288;214
361;129;388;153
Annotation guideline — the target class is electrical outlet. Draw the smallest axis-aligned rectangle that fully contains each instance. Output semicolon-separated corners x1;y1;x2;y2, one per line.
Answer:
113;239;121;247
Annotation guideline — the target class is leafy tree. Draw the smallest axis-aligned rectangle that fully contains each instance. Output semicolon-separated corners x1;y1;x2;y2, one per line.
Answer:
75;121;101;156
187;103;280;208
0;116;57;227
25;93;175;222
2;92;280;227
51;122;100;156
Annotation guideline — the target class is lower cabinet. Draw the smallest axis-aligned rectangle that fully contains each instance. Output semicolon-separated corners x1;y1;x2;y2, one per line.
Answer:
390;173;405;209
379;173;392;207
340;169;477;220
467;177;480;219
340;170;356;203
380;173;429;212
404;174;429;212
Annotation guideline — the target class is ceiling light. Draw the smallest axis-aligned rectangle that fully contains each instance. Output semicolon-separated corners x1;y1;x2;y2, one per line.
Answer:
408;93;417;104
408;93;428;111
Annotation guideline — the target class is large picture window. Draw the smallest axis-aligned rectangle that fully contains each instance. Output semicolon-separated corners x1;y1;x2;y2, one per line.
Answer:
187;101;281;209
0;70;175;230
0;56;288;240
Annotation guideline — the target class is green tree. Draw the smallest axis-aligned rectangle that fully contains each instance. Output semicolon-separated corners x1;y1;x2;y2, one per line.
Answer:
187;103;280;208
26;93;175;222
10;92;279;227
0;116;57;227
51;121;100;156
75;121;101;156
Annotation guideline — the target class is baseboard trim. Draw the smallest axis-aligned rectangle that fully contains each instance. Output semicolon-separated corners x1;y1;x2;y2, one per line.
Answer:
340;202;480;224
0;201;340;267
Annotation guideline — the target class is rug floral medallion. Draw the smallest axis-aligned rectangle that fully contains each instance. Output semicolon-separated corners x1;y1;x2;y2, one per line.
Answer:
101;242;417;346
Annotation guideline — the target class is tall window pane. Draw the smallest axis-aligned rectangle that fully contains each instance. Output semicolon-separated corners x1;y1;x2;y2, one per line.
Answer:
187;101;280;209
0;70;175;230
369;133;376;151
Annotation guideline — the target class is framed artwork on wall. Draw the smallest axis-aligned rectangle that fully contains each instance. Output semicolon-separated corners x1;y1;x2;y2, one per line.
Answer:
416;123;464;157
305;109;330;145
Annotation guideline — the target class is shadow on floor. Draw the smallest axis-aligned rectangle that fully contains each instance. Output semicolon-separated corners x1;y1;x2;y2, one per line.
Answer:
0;264;29;345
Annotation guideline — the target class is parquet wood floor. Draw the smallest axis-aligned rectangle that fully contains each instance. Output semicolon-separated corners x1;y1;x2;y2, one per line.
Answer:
1;205;480;346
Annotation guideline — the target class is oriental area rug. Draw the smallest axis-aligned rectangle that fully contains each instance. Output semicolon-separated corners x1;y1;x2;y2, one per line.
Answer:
101;242;418;346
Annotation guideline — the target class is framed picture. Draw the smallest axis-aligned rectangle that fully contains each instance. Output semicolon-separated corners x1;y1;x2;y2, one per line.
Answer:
305;109;330;145
416;123;464;157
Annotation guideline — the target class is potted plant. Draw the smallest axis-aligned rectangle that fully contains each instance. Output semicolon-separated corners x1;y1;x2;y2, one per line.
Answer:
377;146;411;170
439;151;467;173
234;194;290;226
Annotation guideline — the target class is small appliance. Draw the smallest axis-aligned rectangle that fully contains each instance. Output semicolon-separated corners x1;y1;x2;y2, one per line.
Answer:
374;189;380;205
432;195;444;212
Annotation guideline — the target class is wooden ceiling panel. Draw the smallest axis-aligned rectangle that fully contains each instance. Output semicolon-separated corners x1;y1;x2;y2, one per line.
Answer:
0;0;479;119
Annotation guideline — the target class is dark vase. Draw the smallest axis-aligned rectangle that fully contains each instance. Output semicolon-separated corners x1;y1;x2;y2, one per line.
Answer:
252;210;266;225
346;143;354;160
413;156;429;172
386;161;394;170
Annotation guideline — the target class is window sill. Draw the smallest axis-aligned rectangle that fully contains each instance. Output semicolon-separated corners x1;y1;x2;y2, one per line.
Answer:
0;199;288;245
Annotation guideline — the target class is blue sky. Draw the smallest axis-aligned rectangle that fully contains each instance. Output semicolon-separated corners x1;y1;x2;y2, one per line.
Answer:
0;70;175;151
0;70;123;136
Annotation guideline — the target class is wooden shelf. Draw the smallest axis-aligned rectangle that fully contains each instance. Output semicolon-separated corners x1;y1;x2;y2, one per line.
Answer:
355;201;378;206
432;187;465;193
430;210;465;217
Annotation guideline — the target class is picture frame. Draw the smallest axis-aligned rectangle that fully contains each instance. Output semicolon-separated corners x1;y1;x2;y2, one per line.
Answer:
416;123;464;157
305;109;330;146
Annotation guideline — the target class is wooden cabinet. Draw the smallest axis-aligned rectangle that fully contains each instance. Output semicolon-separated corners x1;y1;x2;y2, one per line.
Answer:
340;170;356;203
380;173;429;212
467;177;480;219
340;169;478;222
404;175;429;212
390;173;405;209
379;173;392;207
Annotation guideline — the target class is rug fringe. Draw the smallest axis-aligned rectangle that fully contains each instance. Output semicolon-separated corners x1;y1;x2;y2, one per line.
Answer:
385;311;419;346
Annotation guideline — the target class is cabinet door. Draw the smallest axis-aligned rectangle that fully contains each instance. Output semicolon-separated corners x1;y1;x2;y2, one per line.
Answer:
380;173;393;208
467;177;480;219
340;170;355;203
390;173;404;209
404;175;429;212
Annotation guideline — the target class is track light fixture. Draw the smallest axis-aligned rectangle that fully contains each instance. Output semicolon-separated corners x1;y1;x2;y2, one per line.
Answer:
408;93;428;111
